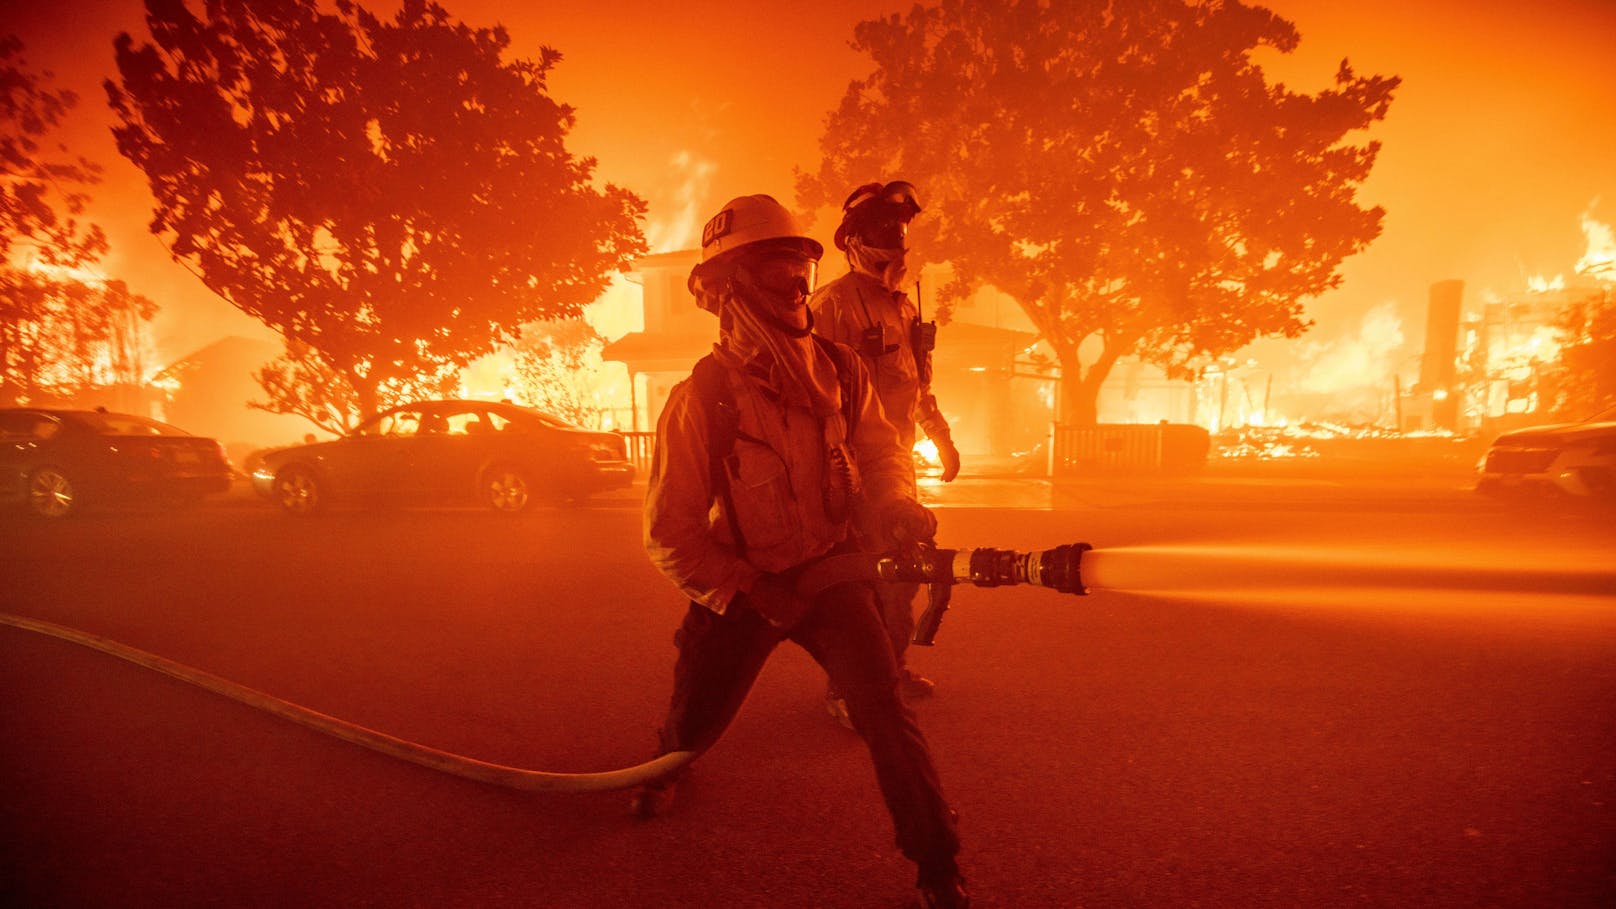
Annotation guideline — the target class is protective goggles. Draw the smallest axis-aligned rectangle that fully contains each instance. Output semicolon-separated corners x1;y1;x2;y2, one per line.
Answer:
742;250;818;297
844;180;922;217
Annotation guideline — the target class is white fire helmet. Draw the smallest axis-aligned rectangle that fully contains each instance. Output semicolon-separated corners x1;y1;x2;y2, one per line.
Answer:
688;195;823;307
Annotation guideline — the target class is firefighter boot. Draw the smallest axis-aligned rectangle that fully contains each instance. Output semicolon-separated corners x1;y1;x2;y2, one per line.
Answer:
917;869;970;908
898;667;936;699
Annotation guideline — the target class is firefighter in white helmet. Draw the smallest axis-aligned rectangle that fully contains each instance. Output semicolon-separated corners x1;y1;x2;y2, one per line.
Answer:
637;194;970;909
811;180;959;723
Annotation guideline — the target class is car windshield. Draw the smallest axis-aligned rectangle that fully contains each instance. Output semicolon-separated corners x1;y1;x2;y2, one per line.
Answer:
1585;404;1616;423
72;412;188;436
500;407;572;430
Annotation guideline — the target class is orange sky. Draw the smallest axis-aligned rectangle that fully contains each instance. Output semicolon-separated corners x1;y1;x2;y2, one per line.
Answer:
8;0;1616;369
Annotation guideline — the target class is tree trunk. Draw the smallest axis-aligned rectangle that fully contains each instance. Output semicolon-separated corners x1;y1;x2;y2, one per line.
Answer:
353;379;377;427
1055;342;1123;428
1061;371;1099;426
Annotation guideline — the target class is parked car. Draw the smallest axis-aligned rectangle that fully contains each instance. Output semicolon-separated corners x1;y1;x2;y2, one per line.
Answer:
251;400;635;515
1475;403;1616;499
0;408;235;518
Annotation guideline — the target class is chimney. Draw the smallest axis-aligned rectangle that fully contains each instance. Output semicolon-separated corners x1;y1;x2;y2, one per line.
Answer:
1422;280;1463;429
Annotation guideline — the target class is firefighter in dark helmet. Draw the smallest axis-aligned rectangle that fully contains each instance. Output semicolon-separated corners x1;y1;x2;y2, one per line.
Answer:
811;180;960;726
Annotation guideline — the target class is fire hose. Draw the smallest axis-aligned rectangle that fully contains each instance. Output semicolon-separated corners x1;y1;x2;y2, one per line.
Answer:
0;541;1091;793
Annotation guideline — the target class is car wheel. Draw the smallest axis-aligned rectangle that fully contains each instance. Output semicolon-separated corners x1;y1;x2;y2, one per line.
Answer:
273;465;325;515
27;466;78;518
482;464;533;513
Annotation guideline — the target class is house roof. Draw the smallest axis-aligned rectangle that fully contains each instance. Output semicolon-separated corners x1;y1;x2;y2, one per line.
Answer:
151;335;281;381
600;330;713;373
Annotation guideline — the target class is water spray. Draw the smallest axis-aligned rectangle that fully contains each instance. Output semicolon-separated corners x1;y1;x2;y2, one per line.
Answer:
1068;543;1616;600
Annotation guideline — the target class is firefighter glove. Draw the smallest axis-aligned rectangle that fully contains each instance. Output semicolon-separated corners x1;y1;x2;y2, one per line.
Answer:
934;433;961;483
881;498;938;546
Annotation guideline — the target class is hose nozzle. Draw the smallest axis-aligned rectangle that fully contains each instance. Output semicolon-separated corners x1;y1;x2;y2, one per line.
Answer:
876;543;1091;595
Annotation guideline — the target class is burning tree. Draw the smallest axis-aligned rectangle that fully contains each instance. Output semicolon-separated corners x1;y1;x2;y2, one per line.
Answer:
1542;217;1616;419
0;274;156;404
106;0;647;433
798;0;1397;425
509;317;608;428
1538;286;1616;420
1;36;157;406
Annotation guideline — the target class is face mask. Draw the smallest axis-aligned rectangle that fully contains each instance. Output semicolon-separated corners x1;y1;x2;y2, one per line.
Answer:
846;236;910;292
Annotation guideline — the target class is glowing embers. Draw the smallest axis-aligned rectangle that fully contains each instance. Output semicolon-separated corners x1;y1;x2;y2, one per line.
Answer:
914;436;942;478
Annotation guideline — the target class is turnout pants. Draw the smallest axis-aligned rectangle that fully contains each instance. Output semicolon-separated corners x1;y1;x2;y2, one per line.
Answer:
876;580;921;669
655;578;960;872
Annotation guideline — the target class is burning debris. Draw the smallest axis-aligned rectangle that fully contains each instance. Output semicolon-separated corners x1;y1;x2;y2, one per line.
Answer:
1214;422;1467;462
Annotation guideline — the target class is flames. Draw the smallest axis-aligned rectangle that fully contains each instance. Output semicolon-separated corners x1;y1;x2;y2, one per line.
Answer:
1216;208;1613;453
1574;209;1616;281
448;199;1616;448
1469;208;1613;420
645;151;716;254
1294;303;1407;400
456;293;634;431
1522;206;1616;293
913;437;942;482
13;259;160;393
1196;301;1407;439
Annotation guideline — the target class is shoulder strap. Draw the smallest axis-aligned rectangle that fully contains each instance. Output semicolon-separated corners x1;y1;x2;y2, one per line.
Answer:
691;354;737;475
690;355;748;559
812;334;860;437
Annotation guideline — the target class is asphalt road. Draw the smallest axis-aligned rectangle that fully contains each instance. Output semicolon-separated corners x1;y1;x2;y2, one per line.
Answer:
2;475;1613;908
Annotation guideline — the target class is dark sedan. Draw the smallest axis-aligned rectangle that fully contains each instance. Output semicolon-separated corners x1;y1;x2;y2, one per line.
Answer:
251;399;635;514
1;408;235;518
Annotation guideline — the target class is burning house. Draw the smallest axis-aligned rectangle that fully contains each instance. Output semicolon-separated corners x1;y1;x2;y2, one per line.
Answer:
150;335;321;462
603;254;1054;471
1456;212;1615;432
